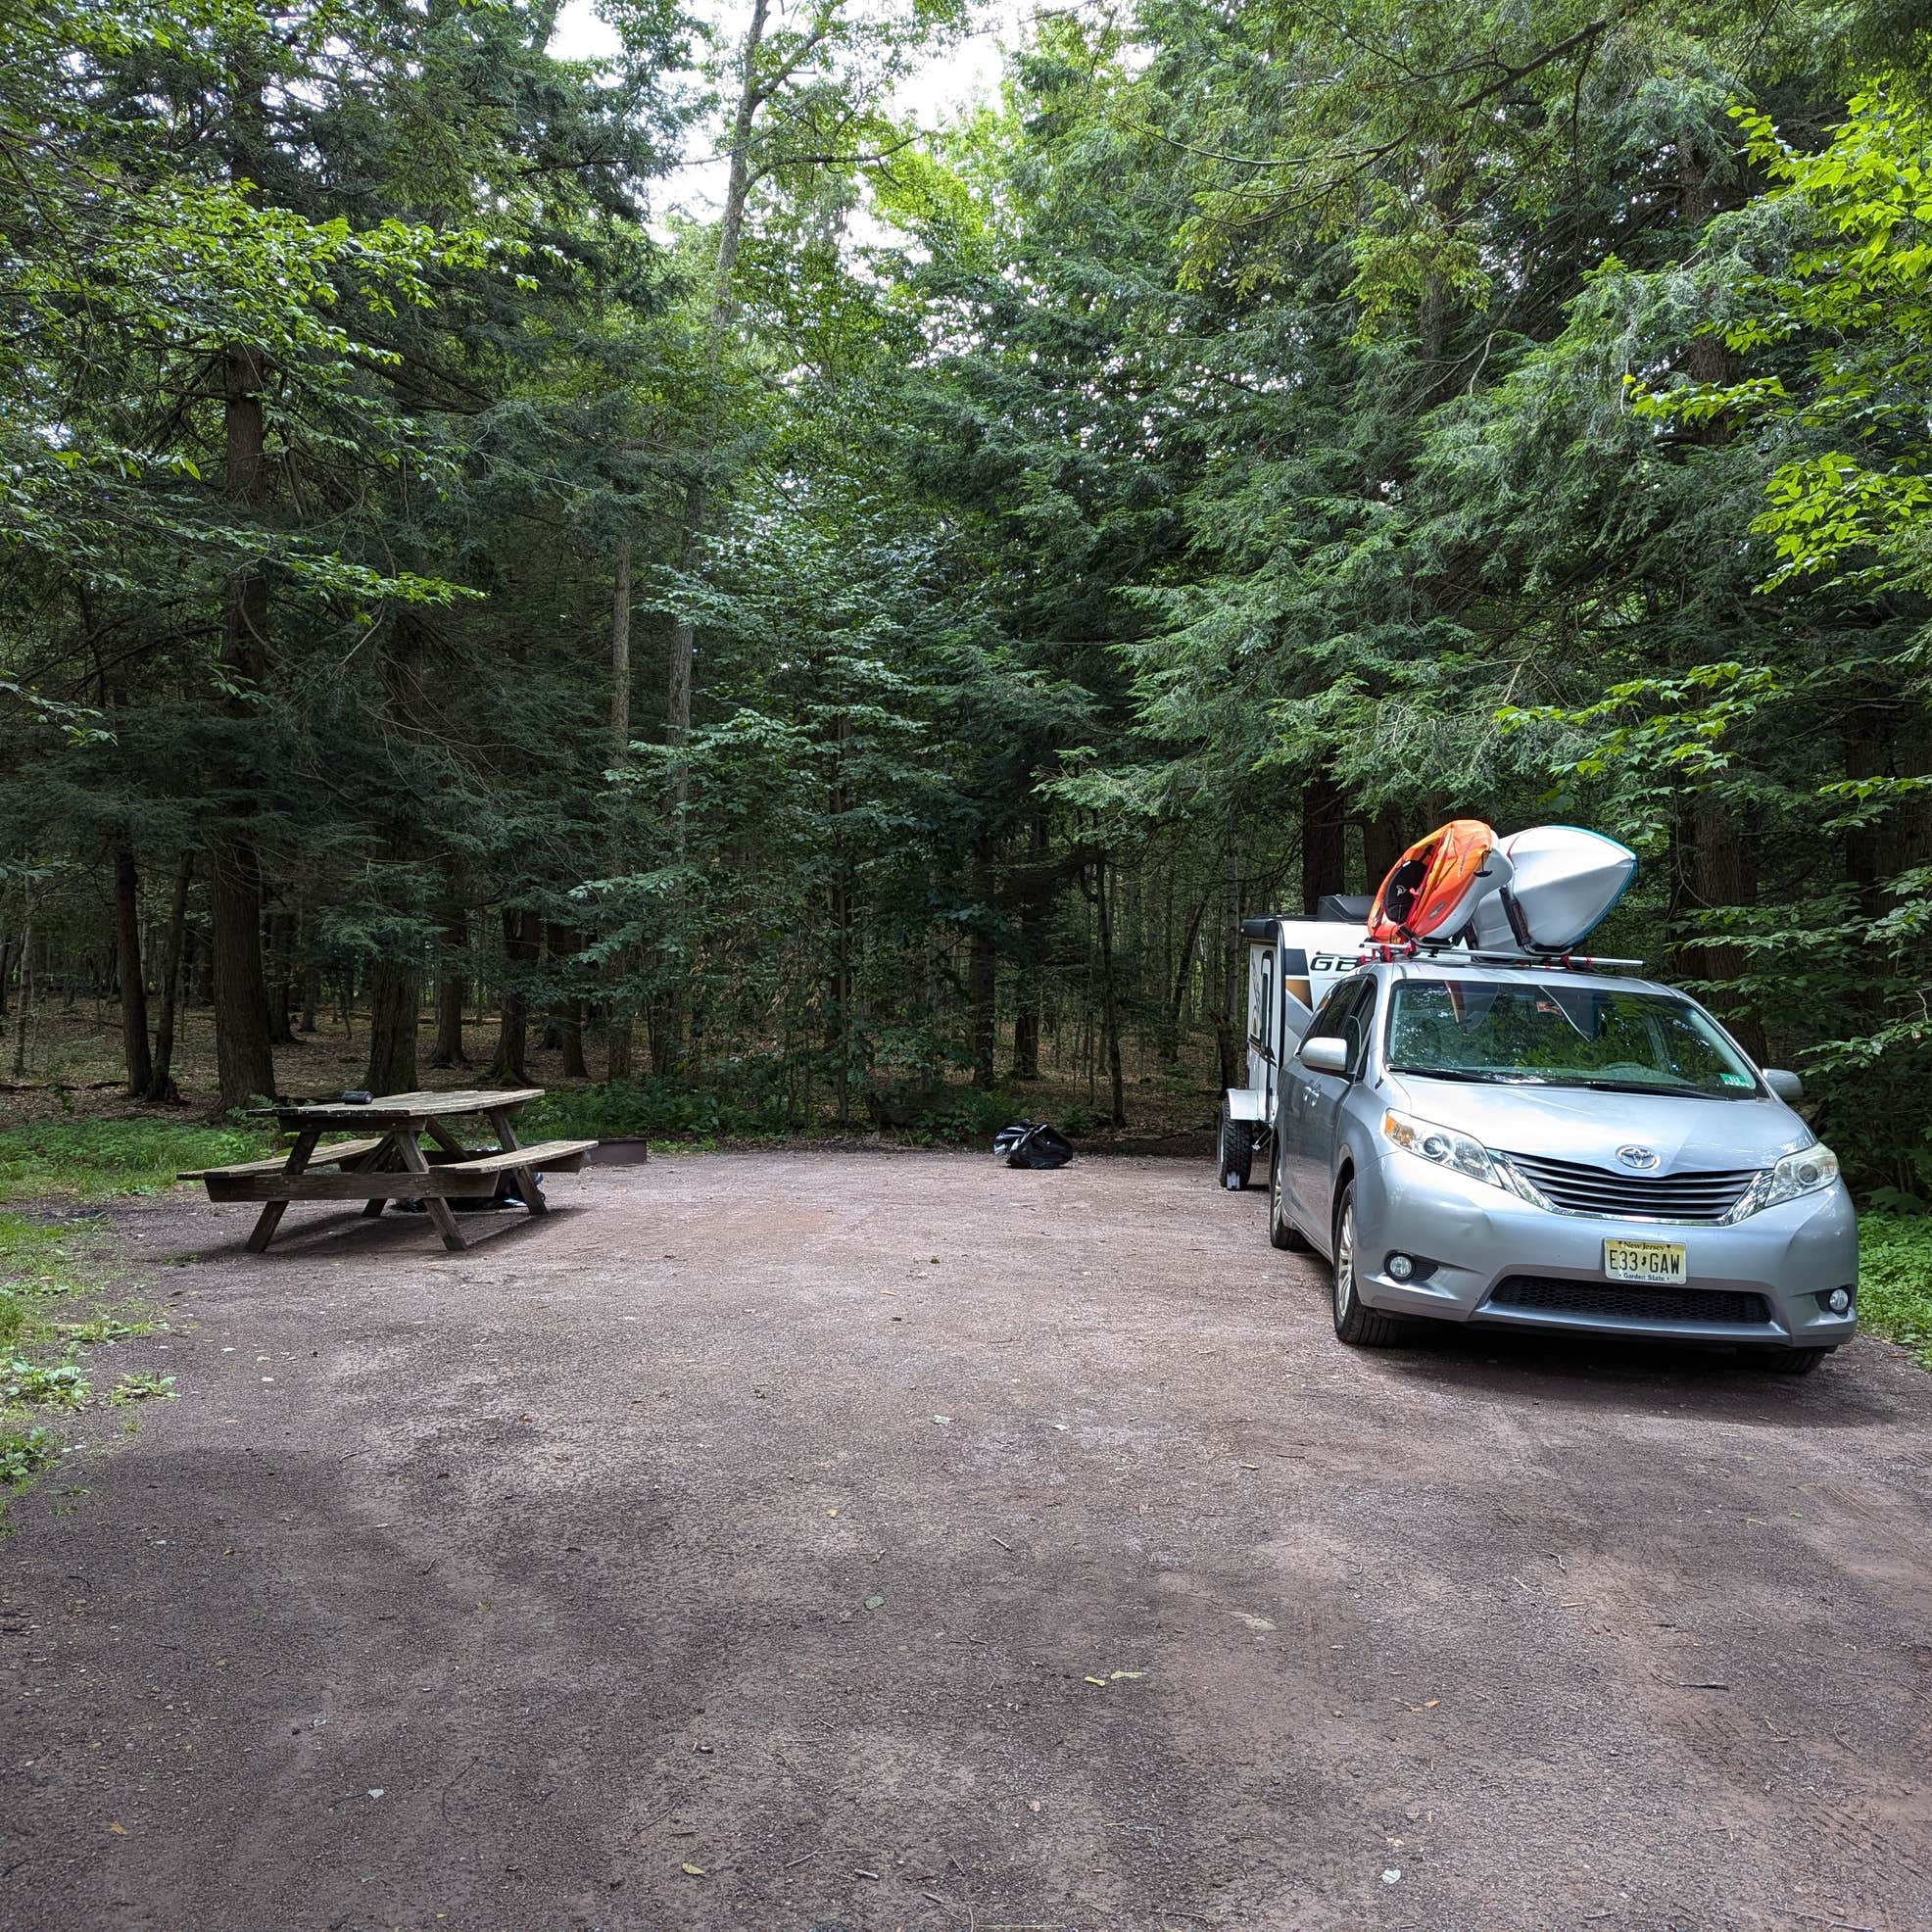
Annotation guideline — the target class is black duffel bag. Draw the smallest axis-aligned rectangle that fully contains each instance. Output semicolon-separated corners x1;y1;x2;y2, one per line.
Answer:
991;1120;1074;1170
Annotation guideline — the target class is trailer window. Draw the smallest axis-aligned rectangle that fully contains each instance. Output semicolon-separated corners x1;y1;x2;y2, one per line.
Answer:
1254;955;1274;1059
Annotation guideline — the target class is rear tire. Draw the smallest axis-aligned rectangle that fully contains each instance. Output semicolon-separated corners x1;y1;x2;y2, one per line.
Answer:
1330;1183;1403;1347
1763;1346;1833;1377
1218;1098;1253;1191
1269;1138;1312;1251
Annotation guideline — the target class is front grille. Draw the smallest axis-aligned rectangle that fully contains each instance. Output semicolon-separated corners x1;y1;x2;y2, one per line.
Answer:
1501;1150;1760;1223
1488;1275;1771;1328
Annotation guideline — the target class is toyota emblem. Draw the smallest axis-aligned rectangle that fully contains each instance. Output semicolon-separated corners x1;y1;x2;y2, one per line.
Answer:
1617;1144;1660;1171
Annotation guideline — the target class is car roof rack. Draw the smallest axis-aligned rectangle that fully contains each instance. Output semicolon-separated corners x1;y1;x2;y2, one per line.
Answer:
1363;940;1645;973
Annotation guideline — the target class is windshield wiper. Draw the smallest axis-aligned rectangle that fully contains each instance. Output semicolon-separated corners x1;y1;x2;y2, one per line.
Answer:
1388;1065;1551;1085
1566;1077;1718;1096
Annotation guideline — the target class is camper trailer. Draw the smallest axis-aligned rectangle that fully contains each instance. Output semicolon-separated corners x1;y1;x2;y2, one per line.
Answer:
1216;900;1371;1190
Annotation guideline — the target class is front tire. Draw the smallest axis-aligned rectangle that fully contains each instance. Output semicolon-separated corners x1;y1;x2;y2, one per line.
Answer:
1218;1098;1253;1191
1269;1137;1312;1251
1330;1182;1403;1347
1763;1346;1833;1377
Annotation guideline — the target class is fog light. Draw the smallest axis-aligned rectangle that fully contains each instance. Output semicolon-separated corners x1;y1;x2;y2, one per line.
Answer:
1827;1287;1852;1315
1387;1253;1415;1281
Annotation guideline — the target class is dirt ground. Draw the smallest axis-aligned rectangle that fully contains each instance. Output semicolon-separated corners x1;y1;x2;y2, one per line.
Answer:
2;1152;1929;1932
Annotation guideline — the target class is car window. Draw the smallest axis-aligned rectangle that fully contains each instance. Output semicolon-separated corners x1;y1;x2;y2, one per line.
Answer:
1342;984;1376;1077
1307;979;1363;1047
1384;978;1761;1097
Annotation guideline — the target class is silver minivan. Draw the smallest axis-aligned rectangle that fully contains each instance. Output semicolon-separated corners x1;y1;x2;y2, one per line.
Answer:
1267;961;1859;1373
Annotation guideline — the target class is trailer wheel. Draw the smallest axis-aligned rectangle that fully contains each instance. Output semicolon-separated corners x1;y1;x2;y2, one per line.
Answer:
1217;1099;1254;1191
1268;1138;1312;1251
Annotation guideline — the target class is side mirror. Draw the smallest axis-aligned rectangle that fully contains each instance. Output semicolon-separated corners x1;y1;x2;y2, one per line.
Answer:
1763;1068;1804;1102
1298;1036;1349;1076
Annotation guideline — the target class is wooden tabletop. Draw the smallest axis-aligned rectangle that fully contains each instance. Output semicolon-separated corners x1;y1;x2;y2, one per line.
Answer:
249;1087;545;1128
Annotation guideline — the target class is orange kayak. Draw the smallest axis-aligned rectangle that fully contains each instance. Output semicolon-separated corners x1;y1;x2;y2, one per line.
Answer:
1368;820;1504;942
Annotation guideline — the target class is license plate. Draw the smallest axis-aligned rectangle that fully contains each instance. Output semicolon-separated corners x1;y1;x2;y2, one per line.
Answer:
1604;1237;1687;1284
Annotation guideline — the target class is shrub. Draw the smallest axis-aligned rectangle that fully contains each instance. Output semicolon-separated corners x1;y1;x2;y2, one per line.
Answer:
1860;1216;1932;1368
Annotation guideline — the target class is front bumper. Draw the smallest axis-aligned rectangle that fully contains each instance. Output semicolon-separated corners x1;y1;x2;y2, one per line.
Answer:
1349;1154;1860;1347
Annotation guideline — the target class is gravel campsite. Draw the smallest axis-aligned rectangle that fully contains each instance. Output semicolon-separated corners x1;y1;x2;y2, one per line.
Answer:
4;1150;1929;1932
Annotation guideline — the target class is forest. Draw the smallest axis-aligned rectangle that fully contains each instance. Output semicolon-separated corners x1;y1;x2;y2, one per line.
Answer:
3;0;1930;1202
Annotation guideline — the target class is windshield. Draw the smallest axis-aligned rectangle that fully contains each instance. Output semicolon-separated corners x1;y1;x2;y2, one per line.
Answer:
1385;979;1762;1097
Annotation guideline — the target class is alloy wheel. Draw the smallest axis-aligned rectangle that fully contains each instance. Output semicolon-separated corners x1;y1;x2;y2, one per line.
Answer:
1334;1201;1356;1318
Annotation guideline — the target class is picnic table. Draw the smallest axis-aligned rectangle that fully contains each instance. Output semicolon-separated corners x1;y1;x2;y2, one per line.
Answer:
180;1087;597;1254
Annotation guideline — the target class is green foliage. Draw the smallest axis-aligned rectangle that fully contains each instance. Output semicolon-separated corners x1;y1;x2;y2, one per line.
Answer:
523;1073;800;1143
0;1426;57;1490
2;0;1930;1200
0;1124;270;1202
0;1195;167;1519
906;1087;1020;1144
2;1356;90;1412
1858;1217;1932;1366
1634;87;1932;592
108;1372;176;1406
0;1212;92;1355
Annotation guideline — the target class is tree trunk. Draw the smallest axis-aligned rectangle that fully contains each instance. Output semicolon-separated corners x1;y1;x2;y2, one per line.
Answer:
1300;773;1346;913
1364;806;1406;896
430;901;468;1069
208;843;276;1113
605;542;637;1082
488;909;538;1084
145;854;192;1104
208;342;275;1099
1094;861;1126;1128
667;0;771;745
207;55;277;1117
1161;896;1208;1066
647;996;680;1078
1008;807;1050;1081
547;923;588;1078
114;840;154;1097
967;847;997;1092
189;924;213;1007
9;893;31;1080
265;906;298;1043
1686;796;1766;1062
967;927;996;1088
363;955;420;1094
1010;992;1040;1082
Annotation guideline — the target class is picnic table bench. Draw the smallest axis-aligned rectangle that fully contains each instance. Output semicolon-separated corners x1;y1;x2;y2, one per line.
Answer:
179;1087;596;1254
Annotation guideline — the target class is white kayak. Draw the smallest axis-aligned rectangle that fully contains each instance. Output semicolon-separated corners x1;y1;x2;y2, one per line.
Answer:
1468;825;1636;952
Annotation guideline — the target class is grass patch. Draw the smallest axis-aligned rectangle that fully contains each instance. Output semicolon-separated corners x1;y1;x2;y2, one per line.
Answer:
0;1118;272;1202
0;1211;125;1355
1859;1216;1932;1368
0;1205;156;1524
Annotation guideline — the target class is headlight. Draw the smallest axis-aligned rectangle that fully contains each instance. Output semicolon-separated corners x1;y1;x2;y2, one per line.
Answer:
1734;1142;1840;1218
1380;1109;1506;1189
